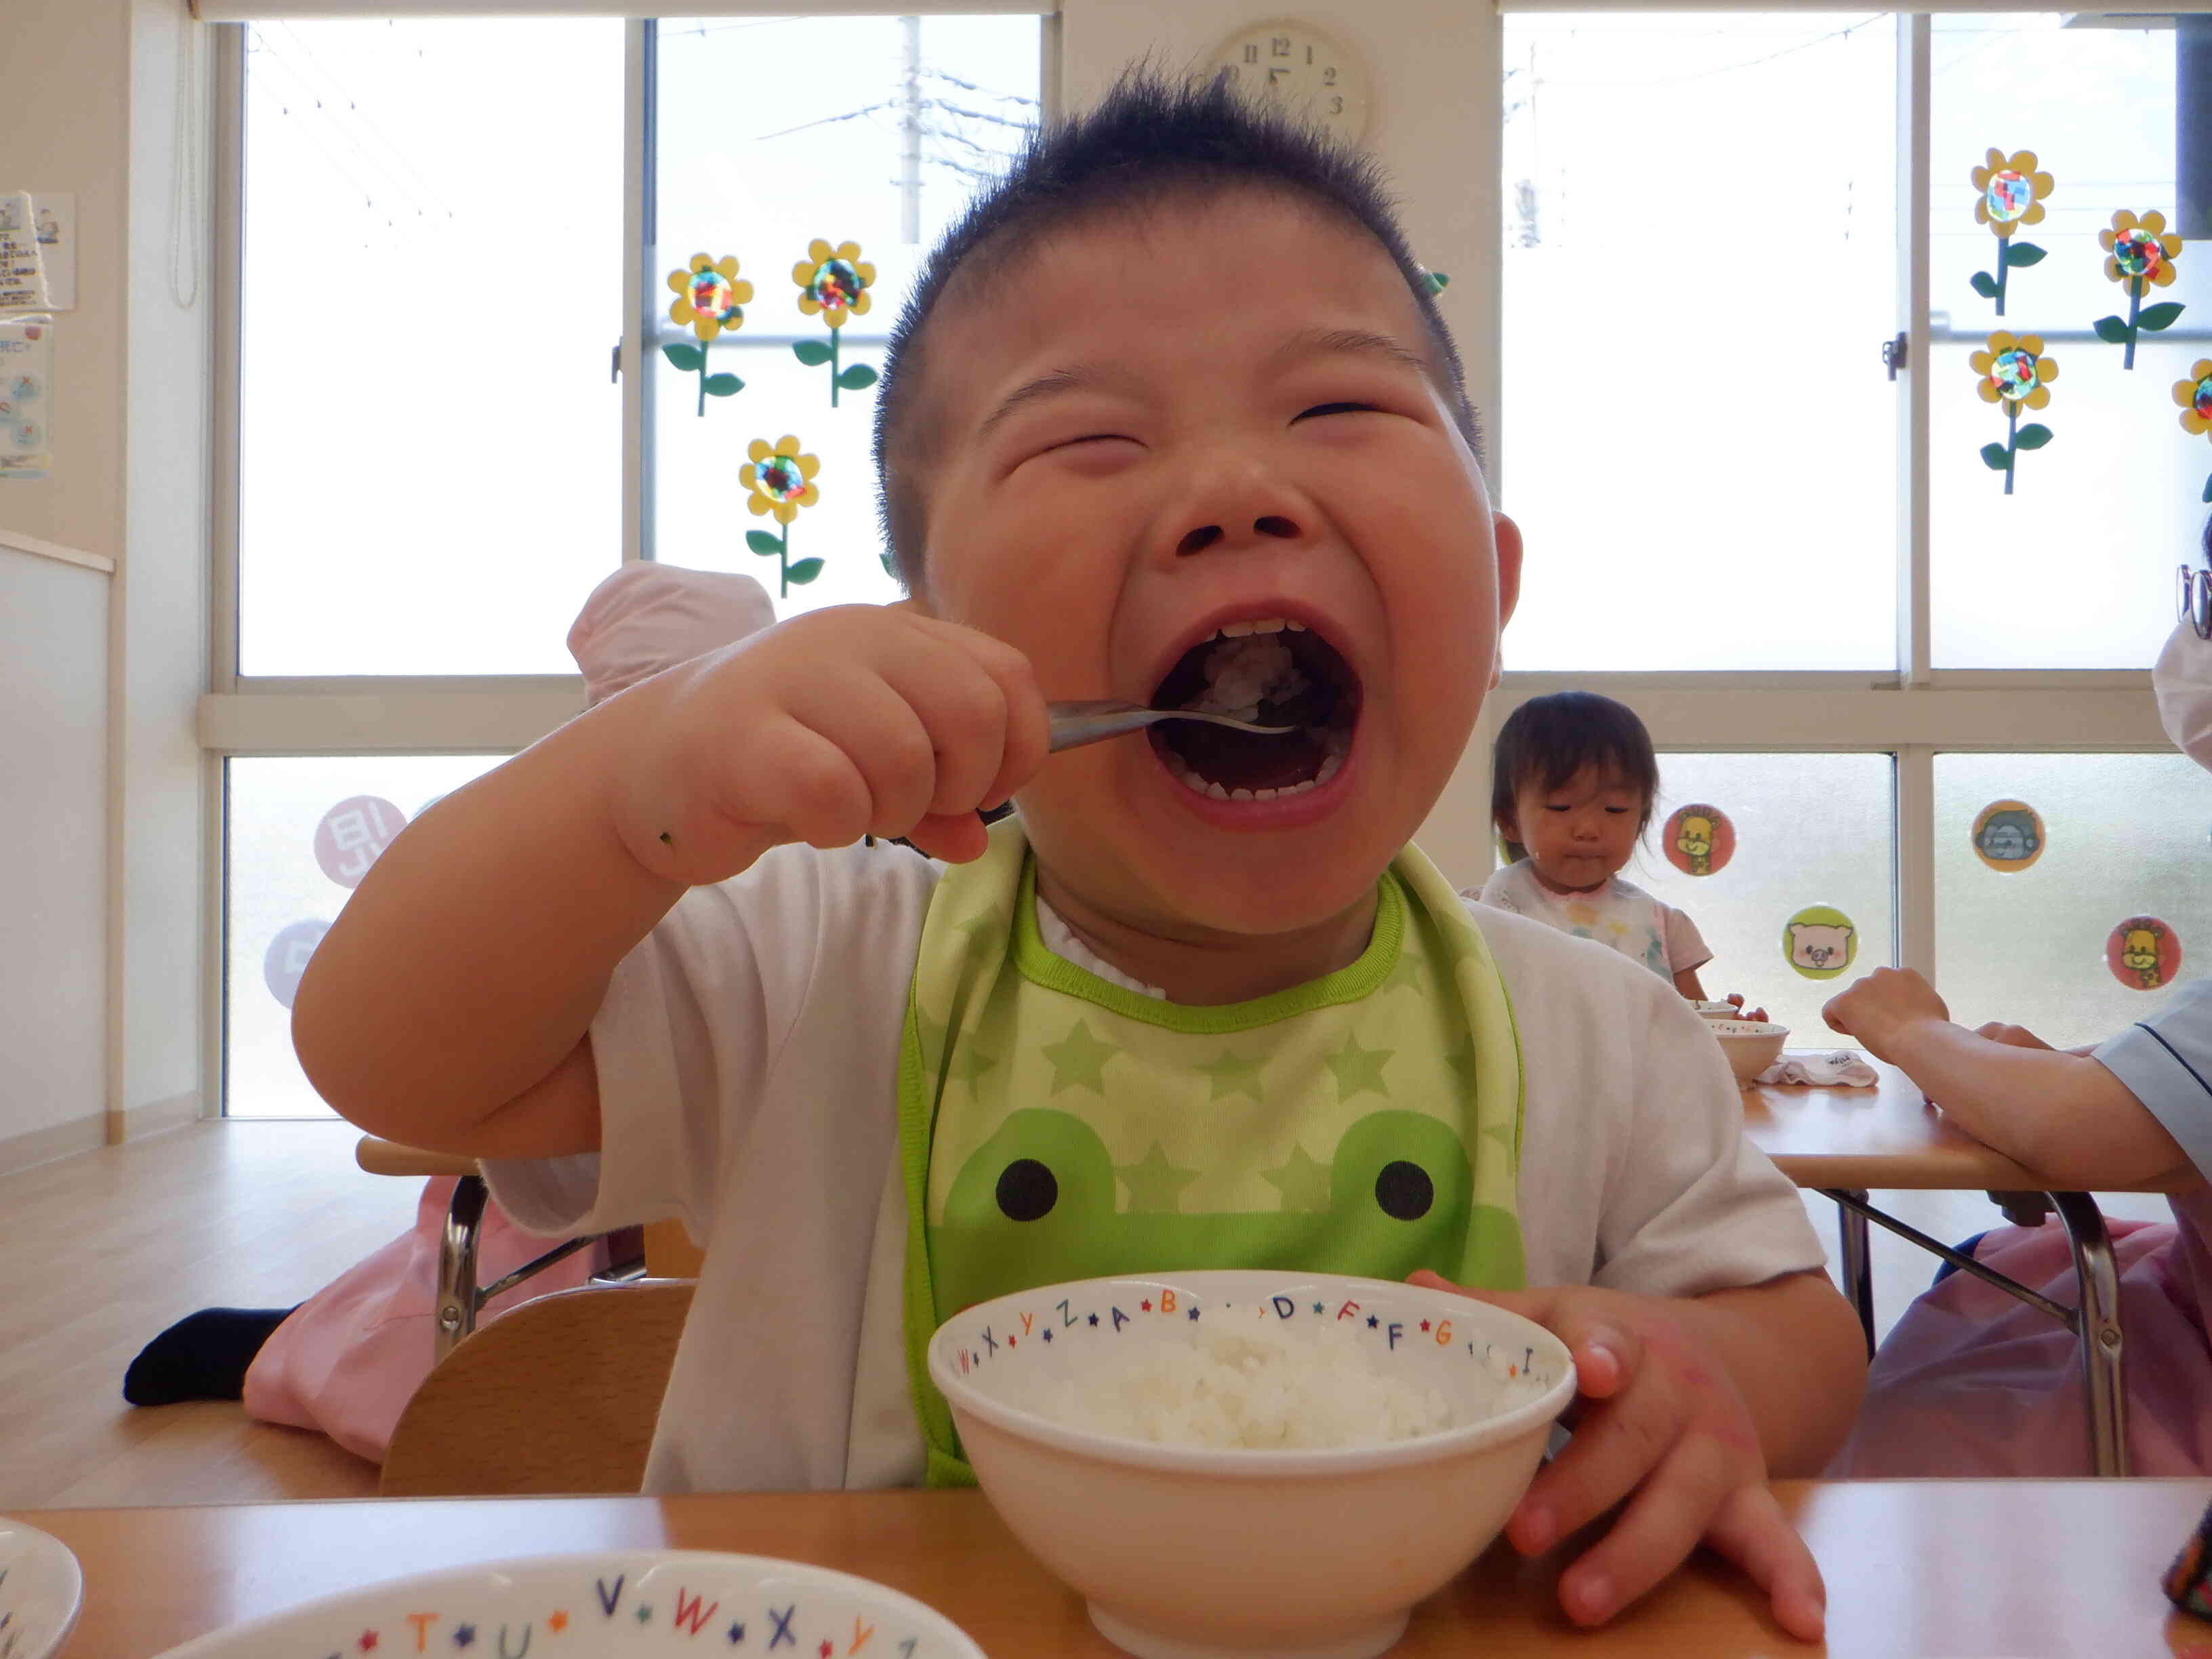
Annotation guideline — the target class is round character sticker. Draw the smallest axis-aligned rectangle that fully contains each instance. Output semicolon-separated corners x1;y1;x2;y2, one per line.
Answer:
312;795;407;890
1971;798;2046;872
1662;802;1735;877
1783;904;1858;980
2106;916;2182;991
262;919;330;1010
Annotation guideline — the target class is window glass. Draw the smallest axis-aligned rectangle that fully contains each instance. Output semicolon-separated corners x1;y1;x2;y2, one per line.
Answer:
1498;15;1898;670
238;20;624;676
1626;752;1898;1046
1930;14;2211;668
226;754;508;1117
651;16;1042;615
1934;752;2212;1048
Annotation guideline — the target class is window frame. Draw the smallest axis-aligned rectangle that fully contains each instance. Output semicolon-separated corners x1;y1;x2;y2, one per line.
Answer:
198;10;2169;1119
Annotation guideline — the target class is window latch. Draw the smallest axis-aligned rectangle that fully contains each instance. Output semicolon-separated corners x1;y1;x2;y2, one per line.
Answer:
1881;332;1908;382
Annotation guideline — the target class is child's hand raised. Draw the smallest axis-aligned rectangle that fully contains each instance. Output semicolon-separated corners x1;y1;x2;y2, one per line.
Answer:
610;604;1050;883
1408;1271;1826;1641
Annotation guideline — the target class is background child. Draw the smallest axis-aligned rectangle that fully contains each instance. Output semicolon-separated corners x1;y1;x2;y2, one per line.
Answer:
1820;597;2212;1477
292;74;1860;1637
1474;691;1753;1009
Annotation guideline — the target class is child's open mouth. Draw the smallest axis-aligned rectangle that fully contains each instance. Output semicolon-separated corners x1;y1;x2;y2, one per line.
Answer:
1147;619;1361;801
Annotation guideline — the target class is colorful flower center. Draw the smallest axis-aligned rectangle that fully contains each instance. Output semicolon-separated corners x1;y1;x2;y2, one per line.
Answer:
758;458;805;501
1985;169;2034;224
689;271;737;320
2195;375;2212;422
1990;349;2040;402
808;258;862;310
2114;228;2163;280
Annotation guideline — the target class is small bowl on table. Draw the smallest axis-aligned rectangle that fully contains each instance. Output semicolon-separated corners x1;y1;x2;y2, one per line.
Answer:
928;1269;1576;1659
1706;1018;1790;1086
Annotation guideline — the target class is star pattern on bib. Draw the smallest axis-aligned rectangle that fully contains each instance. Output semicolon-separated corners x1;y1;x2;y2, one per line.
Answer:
1260;1143;1331;1212
1041;1018;1120;1094
945;1042;997;1088
1114;1140;1201;1213
1195;1048;1265;1102
1381;947;1428;997
1325;1031;1393;1102
1445;1033;1480;1099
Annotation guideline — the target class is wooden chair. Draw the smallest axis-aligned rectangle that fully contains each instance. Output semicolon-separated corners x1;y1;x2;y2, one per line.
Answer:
380;1279;696;1496
354;1136;706;1360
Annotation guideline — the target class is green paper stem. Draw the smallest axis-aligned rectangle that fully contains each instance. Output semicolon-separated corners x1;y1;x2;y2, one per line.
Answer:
831;327;842;409
2126;276;2141;371
697;352;708;417
2003;403;2017;496
1994;237;2008;318
778;520;792;596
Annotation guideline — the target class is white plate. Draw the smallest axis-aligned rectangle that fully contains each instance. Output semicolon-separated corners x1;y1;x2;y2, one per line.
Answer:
0;1517;84;1659
150;1551;985;1659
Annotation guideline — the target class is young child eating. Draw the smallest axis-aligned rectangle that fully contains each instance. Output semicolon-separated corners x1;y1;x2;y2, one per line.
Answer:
1474;691;1748;1007
292;73;1862;1637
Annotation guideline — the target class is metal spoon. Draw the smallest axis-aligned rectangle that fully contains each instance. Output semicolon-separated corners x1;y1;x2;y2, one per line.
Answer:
1047;699;1296;754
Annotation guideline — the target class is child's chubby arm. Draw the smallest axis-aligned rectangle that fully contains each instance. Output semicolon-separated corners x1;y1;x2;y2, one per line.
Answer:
1822;966;2192;1188
291;605;1048;1160
1412;1267;1862;1640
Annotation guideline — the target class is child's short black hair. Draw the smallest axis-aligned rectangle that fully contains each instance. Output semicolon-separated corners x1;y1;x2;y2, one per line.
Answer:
1490;692;1661;863
872;67;1481;588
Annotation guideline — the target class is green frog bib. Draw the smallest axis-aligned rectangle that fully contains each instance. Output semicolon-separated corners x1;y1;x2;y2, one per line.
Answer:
895;820;1525;1485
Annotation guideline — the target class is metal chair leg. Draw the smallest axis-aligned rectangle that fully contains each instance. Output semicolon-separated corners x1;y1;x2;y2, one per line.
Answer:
2049;1190;2129;1477
433;1174;489;1365
1832;1188;1876;1357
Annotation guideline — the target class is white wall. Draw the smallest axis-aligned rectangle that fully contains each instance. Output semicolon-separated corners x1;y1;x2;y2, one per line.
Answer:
1059;0;1503;888
0;0;210;1164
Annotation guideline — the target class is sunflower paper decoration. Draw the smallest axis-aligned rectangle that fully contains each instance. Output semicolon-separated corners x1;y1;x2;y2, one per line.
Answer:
2093;210;2187;371
1969;331;2058;497
741;435;824;596
664;253;752;417
1968;148;2053;317
2174;361;2212;504
790;239;880;407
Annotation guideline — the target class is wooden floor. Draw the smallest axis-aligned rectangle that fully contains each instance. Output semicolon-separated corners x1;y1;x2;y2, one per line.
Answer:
0;1120;418;1511
0;1120;2179;1514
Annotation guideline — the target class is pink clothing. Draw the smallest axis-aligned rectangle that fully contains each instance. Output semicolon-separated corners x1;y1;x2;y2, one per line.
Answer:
1826;1185;2212;1478
242;1177;612;1462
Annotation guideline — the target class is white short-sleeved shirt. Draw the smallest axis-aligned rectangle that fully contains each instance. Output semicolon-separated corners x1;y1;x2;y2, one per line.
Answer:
484;841;1822;1494
2094;979;2212;1182
1474;861;1711;984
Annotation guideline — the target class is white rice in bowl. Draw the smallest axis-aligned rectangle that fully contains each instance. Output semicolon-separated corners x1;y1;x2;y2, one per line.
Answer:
1016;1317;1536;1450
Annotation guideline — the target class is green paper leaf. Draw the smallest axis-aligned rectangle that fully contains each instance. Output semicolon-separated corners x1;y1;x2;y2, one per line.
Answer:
2093;315;2133;344
2005;241;2047;267
702;372;745;396
880;552;899;580
791;339;834;366
661;342;705;372
1423;271;1451;294
746;529;783;556
1969;271;2000;299
2013;422;2053;450
835;363;880;391
1980;442;2011;471
786;557;825;586
2202;473;2212;505
2139;301;2188;332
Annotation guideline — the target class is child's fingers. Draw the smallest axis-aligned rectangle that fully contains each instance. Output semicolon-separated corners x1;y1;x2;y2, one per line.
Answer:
901;811;991;865
1702;1482;1826;1643
1406;1273;1630;1395
1549;1429;1740;1626
781;673;945;841
1505;1357;1668;1555
896;613;1049;808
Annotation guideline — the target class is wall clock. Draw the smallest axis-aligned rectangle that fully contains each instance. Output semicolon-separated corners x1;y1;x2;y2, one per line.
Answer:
1207;20;1372;142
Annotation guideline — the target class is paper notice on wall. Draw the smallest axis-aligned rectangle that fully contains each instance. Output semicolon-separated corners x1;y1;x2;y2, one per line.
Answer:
0;194;49;312
0;314;55;479
33;194;73;311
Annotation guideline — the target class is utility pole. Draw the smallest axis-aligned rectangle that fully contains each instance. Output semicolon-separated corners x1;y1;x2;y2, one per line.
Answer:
900;16;923;243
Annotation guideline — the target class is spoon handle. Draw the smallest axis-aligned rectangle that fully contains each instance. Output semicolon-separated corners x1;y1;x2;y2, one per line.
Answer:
1046;700;1169;753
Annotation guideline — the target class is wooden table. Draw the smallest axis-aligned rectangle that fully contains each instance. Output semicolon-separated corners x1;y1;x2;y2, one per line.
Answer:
21;1484;2212;1658
1740;1057;2196;1478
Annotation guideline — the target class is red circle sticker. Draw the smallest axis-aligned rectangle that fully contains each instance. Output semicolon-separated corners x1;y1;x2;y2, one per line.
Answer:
313;795;407;890
1662;803;1735;877
2106;916;2182;991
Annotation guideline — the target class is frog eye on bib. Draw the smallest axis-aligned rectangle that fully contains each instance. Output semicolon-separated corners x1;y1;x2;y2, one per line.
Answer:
995;1158;1059;1222
1373;1160;1434;1222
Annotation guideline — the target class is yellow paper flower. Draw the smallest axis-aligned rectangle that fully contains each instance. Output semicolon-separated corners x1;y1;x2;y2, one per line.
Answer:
791;239;876;329
2102;209;2184;288
666;253;754;342
740;436;821;526
2175;361;2212;437
1970;148;2053;238
1969;331;2058;411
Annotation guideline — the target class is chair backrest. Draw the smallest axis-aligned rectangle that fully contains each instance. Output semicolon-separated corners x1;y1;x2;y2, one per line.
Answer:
380;1280;695;1496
